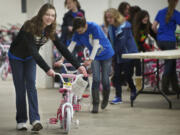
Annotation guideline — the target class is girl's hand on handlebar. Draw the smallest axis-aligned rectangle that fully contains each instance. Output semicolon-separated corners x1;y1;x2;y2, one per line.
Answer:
47;69;55;77
78;66;88;77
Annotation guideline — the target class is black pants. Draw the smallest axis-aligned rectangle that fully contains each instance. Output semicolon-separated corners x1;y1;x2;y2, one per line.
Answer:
113;60;136;98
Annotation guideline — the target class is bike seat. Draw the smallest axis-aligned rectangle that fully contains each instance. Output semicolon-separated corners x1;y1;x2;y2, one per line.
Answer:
49;118;58;124
82;94;90;98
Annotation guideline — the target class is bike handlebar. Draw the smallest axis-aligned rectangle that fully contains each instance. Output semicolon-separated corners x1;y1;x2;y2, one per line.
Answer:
55;72;84;85
60;63;78;74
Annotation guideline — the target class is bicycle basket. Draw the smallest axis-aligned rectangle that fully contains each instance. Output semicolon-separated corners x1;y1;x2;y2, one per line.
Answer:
72;77;88;98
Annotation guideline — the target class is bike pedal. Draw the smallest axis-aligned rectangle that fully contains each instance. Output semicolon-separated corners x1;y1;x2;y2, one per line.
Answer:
49;118;58;124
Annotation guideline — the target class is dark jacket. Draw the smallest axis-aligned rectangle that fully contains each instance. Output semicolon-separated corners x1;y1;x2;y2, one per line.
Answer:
108;21;138;63
9;27;80;72
136;23;157;52
60;9;85;45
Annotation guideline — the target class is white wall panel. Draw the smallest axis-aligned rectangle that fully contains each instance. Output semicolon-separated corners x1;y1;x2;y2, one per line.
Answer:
0;0;27;26
0;0;179;26
54;0;180;25
0;0;179;88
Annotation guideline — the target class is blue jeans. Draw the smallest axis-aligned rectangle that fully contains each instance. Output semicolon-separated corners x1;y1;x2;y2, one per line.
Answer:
157;41;176;75
9;58;40;124
91;58;112;92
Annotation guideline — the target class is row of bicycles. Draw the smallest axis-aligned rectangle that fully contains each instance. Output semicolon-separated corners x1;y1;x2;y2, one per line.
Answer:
0;44;11;80
0;24;20;80
143;31;180;91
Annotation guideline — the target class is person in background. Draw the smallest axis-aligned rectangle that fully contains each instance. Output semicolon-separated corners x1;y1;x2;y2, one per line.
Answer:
126;5;141;91
133;10;156;52
55;17;114;113
128;5;141;26
104;8;138;104
118;1;130;20
115;1;131;88
152;0;180;94
60;0;85;46
8;3;87;131
56;0;85;83
132;10;157;91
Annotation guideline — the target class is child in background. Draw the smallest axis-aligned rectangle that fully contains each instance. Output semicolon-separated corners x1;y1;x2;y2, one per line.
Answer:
55;17;114;113
152;0;180;94
104;8;138;104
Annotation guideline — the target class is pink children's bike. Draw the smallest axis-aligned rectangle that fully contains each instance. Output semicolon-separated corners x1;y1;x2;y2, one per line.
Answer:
49;71;88;134
0;44;11;80
143;59;164;90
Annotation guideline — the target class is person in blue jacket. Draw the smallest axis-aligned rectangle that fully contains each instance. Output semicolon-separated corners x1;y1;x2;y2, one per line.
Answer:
104;8;138;104
55;17;114;113
152;0;180;94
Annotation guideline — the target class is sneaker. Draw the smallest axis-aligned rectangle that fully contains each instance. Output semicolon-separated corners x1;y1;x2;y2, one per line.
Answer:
110;97;122;104
16;123;27;131
31;120;43;131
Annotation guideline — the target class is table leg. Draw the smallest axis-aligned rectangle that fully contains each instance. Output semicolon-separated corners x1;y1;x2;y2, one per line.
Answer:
131;59;145;107
156;60;172;109
131;59;172;109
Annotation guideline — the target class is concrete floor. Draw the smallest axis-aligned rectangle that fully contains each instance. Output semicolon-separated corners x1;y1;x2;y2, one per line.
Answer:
0;76;180;135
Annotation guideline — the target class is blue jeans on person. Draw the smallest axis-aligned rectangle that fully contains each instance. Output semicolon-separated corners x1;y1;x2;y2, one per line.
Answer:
9;58;40;124
91;58;112;93
113;60;136;98
157;41;176;76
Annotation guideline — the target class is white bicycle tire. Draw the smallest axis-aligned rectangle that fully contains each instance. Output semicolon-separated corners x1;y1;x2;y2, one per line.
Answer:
64;108;71;133
1;65;8;80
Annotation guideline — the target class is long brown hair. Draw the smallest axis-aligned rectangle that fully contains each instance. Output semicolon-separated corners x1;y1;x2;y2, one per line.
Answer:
23;3;57;40
118;2;130;17
65;0;81;9
128;6;141;24
166;0;178;23
104;8;125;27
133;10;150;41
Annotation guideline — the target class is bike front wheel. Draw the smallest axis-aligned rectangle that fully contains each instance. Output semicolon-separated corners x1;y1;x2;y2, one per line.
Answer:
64;107;71;133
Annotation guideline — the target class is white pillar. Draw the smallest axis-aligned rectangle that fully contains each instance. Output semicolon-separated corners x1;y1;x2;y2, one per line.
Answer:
26;0;54;88
36;40;54;88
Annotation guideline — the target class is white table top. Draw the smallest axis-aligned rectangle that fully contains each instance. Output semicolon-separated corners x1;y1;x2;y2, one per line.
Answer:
122;49;180;59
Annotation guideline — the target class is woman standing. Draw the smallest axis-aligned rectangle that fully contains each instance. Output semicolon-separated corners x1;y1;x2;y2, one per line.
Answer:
59;0;86;77
104;8;138;104
133;10;156;52
133;10;156;91
152;0;180;94
60;0;85;46
9;3;87;131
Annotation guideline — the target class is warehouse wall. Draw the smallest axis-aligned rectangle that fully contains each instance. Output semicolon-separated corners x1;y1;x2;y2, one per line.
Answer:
0;0;179;88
